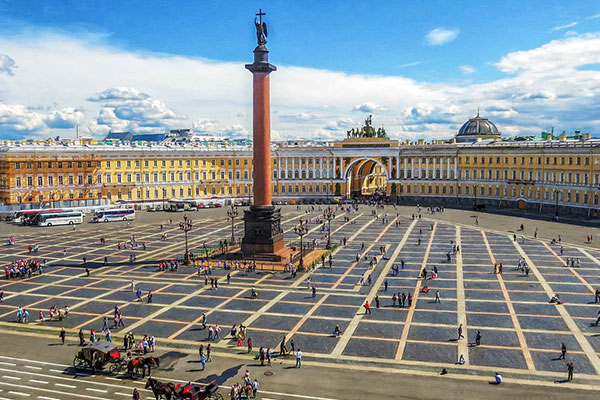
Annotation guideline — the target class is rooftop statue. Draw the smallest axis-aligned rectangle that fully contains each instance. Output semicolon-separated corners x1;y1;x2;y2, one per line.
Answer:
346;115;388;139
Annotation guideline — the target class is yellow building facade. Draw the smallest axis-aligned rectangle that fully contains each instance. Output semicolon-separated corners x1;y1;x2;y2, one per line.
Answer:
0;126;599;216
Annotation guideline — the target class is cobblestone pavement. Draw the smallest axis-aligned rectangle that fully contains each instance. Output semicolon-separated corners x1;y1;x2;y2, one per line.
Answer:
1;205;600;398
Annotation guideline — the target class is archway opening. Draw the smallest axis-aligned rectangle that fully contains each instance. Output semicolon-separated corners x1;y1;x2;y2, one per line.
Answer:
346;159;387;199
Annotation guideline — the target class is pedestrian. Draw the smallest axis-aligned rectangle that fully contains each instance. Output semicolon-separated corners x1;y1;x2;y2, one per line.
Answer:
247;337;253;354
106;328;112;342
59;327;66;344
201;313;207;329
295;349;302;368
85;267;90;277
375;295;380;308
136;288;142;301
132;388;140;400
560;343;567;360
363;300;371;314
312;286;316;299
567;361;574;381
384;279;388;291
207;343;212;361
457;324;464;340
435;290;441;303
266;347;272;366
475;330;482;346
200;352;206;371
79;328;85;346
259;347;265;366
252;379;259;398
147;290;153;303
198;344;204;359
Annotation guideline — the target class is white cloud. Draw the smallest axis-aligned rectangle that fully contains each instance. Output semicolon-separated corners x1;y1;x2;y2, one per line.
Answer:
88;87;188;133
193;118;248;139
44;107;85;129
0;28;599;142
425;28;459;46
399;61;422;68
552;21;578;31
459;65;476;75
0;54;16;76
352;102;388;112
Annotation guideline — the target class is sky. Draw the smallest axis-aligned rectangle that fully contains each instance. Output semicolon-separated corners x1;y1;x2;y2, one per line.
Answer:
0;0;599;141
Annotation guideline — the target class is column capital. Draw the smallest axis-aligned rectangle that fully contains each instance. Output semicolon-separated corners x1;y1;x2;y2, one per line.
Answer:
245;45;277;74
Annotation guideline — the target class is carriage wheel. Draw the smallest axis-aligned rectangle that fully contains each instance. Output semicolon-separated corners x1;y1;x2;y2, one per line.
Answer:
73;356;86;371
210;392;224;400
109;363;121;376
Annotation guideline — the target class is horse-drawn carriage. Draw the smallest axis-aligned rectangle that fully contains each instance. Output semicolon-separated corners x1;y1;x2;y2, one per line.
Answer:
73;341;159;378
145;378;223;400
73;341;122;373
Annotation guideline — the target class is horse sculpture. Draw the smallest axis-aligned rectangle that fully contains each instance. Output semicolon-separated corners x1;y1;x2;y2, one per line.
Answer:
128;356;160;378
145;378;175;400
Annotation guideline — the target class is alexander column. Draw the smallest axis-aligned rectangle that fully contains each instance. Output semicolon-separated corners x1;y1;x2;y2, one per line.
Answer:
242;9;284;258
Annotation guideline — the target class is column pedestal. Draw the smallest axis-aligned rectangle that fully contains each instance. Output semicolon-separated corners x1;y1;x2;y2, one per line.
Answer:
242;205;284;256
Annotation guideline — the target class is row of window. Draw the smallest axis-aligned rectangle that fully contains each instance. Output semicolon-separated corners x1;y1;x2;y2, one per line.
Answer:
399;184;598;205
463;155;593;166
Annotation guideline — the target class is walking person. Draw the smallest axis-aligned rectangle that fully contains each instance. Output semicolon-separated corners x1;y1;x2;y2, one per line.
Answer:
147;290;153;303
247;337;253;354
363;300;371;314
295;349;302;368
79;328;85;346
59;327;66;345
457;324;464;340
475;330;482;346
560;343;567;360
200;352;207;371
567;361;574;381
434;290;441;303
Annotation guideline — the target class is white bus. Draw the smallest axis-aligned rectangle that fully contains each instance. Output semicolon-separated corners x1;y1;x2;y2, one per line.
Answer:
11;208;63;224
91;208;136;223
36;211;84;227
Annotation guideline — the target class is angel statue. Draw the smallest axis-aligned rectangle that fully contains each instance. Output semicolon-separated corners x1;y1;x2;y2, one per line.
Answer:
255;15;268;46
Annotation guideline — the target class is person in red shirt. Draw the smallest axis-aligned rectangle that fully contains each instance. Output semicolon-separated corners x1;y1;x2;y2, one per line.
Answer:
364;300;371;314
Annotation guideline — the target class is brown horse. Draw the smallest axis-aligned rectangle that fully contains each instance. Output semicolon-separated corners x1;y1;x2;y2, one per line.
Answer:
128;356;160;378
145;378;175;400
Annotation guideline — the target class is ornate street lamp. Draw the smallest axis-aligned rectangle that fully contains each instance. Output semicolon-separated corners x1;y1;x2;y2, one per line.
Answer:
179;215;193;264
554;189;562;219
323;206;335;249
227;204;239;244
294;218;309;269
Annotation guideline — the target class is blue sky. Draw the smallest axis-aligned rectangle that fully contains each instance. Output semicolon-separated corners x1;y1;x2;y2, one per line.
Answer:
0;1;599;140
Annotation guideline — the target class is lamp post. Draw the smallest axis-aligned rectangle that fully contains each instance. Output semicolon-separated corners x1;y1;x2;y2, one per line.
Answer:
227;204;239;244
162;188;167;211
179;215;193;264
323;206;335;249
294;218;309;269
554;189;561;219
473;183;478;209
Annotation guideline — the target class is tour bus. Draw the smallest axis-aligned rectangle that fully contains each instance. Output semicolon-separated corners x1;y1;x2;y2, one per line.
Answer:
11;209;63;224
90;208;136;223
167;199;198;212
36;211;84;227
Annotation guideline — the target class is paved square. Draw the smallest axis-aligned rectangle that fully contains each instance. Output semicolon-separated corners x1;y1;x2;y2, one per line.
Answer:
2;205;600;384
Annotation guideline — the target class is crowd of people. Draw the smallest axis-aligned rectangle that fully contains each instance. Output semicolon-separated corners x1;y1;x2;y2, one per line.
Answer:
4;259;42;279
